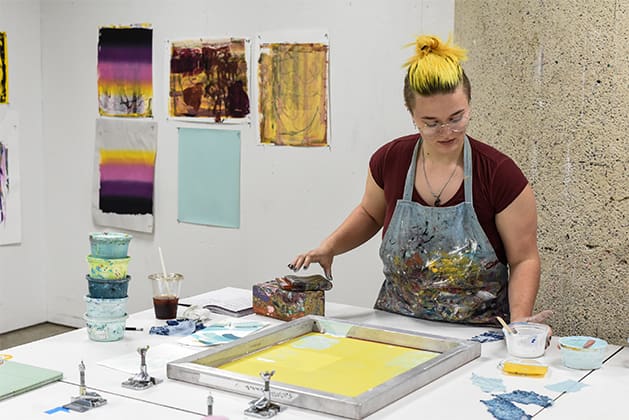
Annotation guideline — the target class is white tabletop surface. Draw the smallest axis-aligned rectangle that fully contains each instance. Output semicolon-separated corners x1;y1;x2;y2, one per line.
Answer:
1;288;625;419
535;345;628;419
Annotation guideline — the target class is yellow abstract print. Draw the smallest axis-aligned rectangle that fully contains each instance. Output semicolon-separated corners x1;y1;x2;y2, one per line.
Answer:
258;43;328;147
0;32;7;104
169;38;249;121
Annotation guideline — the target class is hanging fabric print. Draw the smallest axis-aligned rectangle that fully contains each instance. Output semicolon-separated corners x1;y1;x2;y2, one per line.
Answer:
97;25;153;117
0;32;8;104
92;118;157;233
0;110;22;245
169;38;250;123
255;31;329;147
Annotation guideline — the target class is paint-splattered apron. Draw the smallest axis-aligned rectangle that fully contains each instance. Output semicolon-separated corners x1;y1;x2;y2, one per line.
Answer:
374;137;509;324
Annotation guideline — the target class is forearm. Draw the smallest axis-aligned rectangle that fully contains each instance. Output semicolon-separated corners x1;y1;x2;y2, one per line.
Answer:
508;258;541;322
321;205;382;256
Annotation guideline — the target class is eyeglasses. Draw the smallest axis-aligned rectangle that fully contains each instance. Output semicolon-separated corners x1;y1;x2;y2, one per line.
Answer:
417;112;470;136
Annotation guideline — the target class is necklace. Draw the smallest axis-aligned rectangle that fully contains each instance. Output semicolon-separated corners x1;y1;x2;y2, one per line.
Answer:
421;146;458;207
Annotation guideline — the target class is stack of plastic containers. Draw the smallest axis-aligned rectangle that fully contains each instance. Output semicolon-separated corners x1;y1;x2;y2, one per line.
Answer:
84;232;132;341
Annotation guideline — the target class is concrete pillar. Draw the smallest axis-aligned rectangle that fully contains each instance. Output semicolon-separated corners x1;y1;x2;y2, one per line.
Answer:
456;0;628;344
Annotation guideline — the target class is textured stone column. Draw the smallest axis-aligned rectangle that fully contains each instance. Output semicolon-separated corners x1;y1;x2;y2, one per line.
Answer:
456;0;628;344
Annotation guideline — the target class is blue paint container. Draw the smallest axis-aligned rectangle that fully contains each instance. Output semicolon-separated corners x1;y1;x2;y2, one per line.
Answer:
89;232;132;259
84;295;128;318
87;274;130;299
84;313;128;342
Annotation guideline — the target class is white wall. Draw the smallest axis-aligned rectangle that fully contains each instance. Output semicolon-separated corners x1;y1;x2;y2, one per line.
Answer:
3;0;453;330
0;0;46;333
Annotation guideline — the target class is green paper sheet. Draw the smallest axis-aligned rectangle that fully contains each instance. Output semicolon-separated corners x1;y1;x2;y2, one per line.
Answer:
0;360;63;400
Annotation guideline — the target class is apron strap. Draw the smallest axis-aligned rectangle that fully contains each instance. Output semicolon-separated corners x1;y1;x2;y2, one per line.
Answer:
402;138;421;200
463;136;473;204
403;136;474;204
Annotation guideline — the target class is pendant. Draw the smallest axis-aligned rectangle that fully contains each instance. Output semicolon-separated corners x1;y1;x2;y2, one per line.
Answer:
434;198;441;207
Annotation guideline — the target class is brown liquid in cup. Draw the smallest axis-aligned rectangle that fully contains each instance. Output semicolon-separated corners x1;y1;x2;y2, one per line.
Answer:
153;295;179;319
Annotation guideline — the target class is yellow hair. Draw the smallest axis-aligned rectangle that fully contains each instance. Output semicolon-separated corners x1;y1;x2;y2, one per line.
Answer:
404;35;467;95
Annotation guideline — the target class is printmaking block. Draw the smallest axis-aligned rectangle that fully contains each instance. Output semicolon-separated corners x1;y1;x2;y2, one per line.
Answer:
252;281;324;321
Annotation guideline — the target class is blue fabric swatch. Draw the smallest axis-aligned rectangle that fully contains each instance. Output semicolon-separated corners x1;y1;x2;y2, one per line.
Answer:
545;380;588;393
482;398;531;420
149;319;202;336
496;390;553;408
470;330;504;343
482;389;553;420
471;373;507;393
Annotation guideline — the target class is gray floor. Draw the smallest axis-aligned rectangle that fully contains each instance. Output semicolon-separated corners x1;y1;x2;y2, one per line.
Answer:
0;322;75;350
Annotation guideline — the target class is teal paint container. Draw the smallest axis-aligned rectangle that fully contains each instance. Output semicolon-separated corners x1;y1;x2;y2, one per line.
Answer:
89;232;132;259
87;275;130;299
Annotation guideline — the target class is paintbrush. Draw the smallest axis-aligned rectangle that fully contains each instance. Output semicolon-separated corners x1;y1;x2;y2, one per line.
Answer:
496;316;517;334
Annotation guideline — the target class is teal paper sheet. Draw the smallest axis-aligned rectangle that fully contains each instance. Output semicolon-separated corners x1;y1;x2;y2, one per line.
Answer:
177;128;241;228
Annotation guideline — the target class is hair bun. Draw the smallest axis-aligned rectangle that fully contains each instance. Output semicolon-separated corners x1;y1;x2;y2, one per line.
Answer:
415;35;442;58
405;34;467;67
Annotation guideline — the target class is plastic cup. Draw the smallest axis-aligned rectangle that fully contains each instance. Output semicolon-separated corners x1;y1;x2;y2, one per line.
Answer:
149;273;183;319
502;322;550;358
558;336;608;369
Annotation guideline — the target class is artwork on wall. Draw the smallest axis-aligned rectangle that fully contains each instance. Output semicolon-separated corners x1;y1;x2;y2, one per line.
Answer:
97;25;153;117
0;32;7;104
255;31;330;147
92;118;157;233
177;128;240;228
168;37;250;123
0;110;21;245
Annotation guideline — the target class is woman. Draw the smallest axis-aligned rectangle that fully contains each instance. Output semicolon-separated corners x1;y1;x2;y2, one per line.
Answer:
290;35;549;325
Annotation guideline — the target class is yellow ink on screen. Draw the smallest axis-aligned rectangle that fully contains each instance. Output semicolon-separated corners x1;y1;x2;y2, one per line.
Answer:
207;332;439;397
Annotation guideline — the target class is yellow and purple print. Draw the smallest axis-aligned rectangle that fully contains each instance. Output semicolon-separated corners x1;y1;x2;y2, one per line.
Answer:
97;26;152;117
99;149;156;215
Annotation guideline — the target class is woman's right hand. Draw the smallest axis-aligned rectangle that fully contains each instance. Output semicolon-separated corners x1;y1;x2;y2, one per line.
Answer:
289;245;335;281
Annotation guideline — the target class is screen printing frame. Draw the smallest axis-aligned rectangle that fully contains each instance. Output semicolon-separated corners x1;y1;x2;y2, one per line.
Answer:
167;316;481;419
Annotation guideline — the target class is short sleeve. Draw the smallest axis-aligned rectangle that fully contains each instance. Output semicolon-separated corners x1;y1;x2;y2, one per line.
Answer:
490;157;528;213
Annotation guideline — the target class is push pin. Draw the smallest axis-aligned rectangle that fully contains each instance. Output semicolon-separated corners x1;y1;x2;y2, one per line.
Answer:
244;370;282;418
121;345;163;390
63;361;107;412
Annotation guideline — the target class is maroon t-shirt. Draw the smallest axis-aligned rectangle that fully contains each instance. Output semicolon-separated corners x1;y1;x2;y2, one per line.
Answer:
370;134;528;265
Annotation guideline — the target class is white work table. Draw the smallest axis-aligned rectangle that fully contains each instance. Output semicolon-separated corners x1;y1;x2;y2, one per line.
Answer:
1;288;625;419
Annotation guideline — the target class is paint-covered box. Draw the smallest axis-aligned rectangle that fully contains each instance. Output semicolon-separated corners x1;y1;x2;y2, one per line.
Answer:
252;281;324;321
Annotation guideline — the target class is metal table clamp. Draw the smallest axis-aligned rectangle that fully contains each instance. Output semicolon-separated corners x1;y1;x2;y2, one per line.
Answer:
122;345;163;390
244;370;282;418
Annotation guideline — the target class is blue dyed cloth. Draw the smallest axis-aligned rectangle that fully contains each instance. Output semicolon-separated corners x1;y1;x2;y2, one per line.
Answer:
482;398;531;420
482;389;553;420
470;330;504;343
495;390;553;408
149;319;204;336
